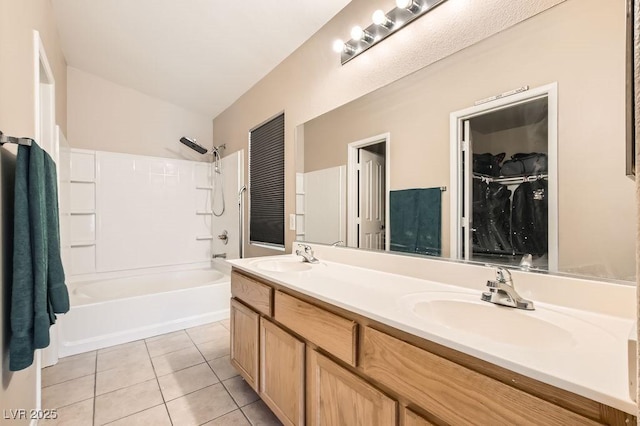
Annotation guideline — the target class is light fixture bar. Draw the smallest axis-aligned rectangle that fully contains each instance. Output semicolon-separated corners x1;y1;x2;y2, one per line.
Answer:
338;0;448;65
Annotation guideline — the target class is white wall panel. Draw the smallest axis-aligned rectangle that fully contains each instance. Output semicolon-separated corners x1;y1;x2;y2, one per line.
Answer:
95;151;209;272
304;166;346;245
211;151;244;259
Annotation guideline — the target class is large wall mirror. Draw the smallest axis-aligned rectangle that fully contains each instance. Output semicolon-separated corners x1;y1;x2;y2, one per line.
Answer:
296;0;637;283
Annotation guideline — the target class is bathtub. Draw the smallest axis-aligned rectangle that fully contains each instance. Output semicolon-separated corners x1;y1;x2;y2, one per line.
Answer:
58;265;230;357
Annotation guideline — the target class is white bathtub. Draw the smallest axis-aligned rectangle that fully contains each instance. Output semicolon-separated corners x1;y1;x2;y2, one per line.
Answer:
58;266;230;357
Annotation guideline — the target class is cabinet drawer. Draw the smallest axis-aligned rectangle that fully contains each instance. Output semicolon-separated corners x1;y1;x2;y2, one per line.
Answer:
361;327;599;426
231;271;272;316
275;291;357;366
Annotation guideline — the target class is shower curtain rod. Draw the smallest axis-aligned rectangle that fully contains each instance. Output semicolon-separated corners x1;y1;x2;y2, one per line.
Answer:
0;131;33;147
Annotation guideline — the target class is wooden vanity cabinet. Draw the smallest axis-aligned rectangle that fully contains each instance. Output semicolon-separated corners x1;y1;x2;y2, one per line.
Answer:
307;348;397;426
229;269;635;426
260;318;305;426
229;298;260;390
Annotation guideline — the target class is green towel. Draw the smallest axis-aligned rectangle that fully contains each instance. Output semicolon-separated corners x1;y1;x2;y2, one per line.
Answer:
390;188;442;257
10;142;69;371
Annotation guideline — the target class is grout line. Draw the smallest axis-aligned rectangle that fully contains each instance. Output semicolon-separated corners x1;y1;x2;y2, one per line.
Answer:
46;395;94;411
143;339;173;426
93;350;98;426
41;370;96;389
100;402;167;426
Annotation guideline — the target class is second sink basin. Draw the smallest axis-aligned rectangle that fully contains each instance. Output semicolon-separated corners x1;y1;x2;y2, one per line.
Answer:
254;259;313;273
398;291;614;349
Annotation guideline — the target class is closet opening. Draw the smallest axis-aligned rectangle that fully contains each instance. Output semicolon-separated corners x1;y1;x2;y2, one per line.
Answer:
450;84;558;271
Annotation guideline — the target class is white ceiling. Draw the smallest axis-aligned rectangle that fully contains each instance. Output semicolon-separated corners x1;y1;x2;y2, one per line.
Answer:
52;0;351;118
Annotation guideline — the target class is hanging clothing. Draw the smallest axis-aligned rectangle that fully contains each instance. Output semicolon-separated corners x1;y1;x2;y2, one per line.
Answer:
472;179;513;255
511;180;548;256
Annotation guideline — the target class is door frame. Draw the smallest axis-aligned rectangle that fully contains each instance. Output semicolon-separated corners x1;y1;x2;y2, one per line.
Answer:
33;30;57;413
449;83;558;271
346;133;391;250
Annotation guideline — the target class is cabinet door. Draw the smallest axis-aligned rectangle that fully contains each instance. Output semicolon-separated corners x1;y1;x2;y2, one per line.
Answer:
308;348;397;426
259;318;305;426
230;298;259;391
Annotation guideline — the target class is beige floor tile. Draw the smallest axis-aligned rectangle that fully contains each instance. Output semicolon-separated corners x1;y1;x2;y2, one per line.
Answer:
98;339;146;354
42;355;96;387
146;329;185;342
40;398;94;426
151;345;205;376
241;400;282;426
96;357;156;395
106;404;171;426
94;379;163;425
157;362;219;401
203;409;250;425
146;331;194;358
186;322;228;344
220;319;230;330
196;334;229;361
42;374;95;410
208;356;239;381
223;376;259;407
166;383;237;426
57;350;96;365
97;343;150;372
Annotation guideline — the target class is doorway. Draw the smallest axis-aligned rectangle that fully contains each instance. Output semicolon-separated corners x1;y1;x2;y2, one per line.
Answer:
347;133;390;250
450;83;558;271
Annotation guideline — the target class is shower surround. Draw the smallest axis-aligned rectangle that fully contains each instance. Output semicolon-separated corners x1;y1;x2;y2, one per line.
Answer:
58;148;243;354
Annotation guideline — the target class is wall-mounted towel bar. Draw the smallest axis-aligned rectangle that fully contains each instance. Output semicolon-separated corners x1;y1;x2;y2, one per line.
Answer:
0;130;33;146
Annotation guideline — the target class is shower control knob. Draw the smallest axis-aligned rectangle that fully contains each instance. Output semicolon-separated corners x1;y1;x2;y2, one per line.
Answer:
218;230;229;245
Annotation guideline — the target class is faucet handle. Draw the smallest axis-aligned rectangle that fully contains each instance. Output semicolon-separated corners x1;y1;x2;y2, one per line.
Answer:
495;267;513;284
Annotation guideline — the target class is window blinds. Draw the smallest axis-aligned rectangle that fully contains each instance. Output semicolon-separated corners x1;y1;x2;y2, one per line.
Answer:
249;113;285;247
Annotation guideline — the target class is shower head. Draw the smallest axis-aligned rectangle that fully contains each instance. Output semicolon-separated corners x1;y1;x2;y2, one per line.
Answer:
179;137;208;154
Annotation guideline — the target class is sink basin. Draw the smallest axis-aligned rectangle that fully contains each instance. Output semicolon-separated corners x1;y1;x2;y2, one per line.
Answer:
400;292;578;349
254;259;313;273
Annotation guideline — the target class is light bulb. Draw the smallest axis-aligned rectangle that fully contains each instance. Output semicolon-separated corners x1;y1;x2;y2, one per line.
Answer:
396;0;420;12
372;10;387;25
351;26;365;40
372;9;394;28
350;25;373;42
332;39;346;53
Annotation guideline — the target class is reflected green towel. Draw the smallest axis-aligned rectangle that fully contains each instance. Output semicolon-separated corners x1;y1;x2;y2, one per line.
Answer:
10;142;69;371
390;188;442;256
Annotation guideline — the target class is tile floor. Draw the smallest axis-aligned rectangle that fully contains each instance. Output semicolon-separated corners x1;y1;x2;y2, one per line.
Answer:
41;320;282;426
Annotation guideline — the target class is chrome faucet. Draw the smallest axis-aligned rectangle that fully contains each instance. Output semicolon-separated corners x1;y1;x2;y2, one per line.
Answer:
296;244;319;264
212;253;227;259
481;267;535;310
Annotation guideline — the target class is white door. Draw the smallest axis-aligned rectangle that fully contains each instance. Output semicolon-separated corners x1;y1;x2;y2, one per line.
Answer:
358;149;385;249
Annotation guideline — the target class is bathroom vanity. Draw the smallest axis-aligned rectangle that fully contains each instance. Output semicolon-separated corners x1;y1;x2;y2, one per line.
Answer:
228;250;636;426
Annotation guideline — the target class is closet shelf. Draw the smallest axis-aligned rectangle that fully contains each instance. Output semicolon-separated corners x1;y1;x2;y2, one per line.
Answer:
473;173;548;185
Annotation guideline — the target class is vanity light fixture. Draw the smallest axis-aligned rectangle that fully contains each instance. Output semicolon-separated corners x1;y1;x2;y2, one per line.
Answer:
333;0;448;65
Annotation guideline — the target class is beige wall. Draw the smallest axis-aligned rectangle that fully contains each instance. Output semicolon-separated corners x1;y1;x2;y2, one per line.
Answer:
67;67;213;160
302;0;634;281
212;0;565;258
0;0;68;421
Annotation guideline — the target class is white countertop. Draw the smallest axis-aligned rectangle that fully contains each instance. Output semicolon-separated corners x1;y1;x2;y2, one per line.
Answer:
229;254;636;415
